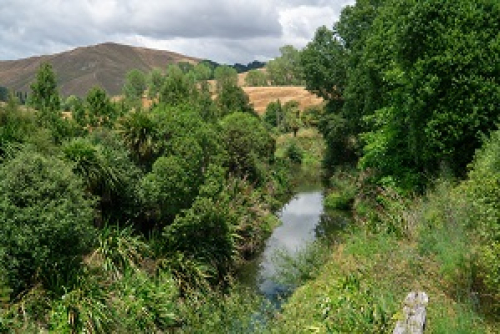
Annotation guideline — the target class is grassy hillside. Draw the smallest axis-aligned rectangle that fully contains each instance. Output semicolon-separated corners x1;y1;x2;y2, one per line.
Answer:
0;42;200;97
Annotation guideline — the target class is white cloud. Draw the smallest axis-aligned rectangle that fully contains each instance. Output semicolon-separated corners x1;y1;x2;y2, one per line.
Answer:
0;0;355;63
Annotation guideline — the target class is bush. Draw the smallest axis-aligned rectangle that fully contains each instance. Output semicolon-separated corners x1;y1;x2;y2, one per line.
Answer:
284;141;303;164
0;149;96;294
220;112;275;184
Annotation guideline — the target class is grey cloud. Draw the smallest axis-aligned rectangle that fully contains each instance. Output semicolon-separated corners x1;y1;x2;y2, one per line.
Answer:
0;0;354;62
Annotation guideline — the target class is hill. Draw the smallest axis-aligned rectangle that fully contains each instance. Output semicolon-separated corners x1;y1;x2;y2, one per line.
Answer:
0;42;200;97
243;86;323;115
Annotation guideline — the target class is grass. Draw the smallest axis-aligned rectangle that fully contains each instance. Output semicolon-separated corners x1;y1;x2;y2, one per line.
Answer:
265;179;500;333
276;127;325;170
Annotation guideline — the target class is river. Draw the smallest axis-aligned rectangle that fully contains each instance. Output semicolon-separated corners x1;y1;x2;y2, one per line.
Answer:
238;188;348;307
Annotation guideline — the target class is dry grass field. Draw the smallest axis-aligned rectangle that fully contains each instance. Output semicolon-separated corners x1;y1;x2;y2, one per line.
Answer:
243;86;323;115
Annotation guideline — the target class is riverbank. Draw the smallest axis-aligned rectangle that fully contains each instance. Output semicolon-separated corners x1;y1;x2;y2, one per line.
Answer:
267;179;500;333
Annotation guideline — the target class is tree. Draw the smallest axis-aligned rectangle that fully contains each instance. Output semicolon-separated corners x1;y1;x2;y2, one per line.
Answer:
282;100;302;137
216;84;255;117
244;69;268;87
0;86;8;102
192;63;212;81
301;26;347;102
214;66;238;93
220;112;275;184
0;149;96;294
360;0;500;187
123;69;147;103
86;86;117;128
117;110;160;167
29;62;61;112
159;65;197;106
147;68;164;99
263;100;283;128
266;45;304;86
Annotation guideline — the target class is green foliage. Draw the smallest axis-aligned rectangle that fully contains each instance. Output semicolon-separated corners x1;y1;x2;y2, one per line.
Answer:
263;100;282;128
117;110;160;167
459;128;500;312
0;86;8;102
159;64;197;106
220;112;275;184
284;140;303;164
0;149;96;294
359;0;500;186
147;68;164;99
192;62;212;81
214;65;238;92
266;45;304;86
177;287;268;333
123;69;147;103
301;26;346;101
272;241;331;289
62;135;142;223
216;83;255;116
29;62;61;113
141;152;202;223
0;98;37;159
244;69;268;87
85;86;118;128
164;195;237;285
321;273;393;333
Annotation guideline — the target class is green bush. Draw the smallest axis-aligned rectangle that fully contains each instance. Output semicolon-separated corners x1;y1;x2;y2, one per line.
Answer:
0;149;97;294
459;128;500;311
284;141;303;164
220;112;275;185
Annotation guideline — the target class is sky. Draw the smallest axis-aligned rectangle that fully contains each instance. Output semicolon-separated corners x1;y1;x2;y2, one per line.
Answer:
0;0;355;64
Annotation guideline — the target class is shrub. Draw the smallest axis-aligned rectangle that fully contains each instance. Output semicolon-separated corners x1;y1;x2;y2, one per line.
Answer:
0;149;96;294
284;141;303;164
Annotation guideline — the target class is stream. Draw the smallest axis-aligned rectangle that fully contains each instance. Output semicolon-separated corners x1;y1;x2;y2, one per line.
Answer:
239;187;348;308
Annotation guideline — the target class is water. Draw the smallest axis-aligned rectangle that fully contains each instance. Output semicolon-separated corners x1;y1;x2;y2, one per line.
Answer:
238;190;327;304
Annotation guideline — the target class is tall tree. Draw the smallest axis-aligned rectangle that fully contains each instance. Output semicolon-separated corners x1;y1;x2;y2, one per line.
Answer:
86;86;117;128
214;66;238;93
147;68;164;99
266;45;304;86
29;62;61;113
123;69;147;103
244;69;268;87
360;0;500;187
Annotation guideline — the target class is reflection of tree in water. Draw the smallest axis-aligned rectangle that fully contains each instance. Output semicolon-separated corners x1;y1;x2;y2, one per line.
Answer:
315;210;351;242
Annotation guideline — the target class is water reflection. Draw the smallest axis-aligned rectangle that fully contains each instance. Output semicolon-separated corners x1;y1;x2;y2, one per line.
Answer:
258;191;324;297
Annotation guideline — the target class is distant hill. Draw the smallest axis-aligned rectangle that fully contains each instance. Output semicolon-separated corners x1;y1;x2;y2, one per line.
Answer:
0;42;200;97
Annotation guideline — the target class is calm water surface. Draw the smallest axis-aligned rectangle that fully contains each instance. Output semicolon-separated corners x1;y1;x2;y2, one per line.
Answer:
239;190;326;300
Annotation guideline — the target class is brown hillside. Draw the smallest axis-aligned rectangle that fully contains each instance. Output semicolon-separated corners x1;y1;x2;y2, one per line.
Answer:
243;86;323;115
0;42;200;97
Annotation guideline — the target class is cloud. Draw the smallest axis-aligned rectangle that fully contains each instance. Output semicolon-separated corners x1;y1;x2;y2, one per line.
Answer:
0;0;355;63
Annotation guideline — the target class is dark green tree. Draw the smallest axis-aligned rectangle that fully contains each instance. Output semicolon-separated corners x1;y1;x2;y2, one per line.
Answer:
216;84;255;117
263;100;283;129
0;86;8;102
86;86;117;128
29;62;61;112
0;149;96;294
220;112;275;184
360;0;500;187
